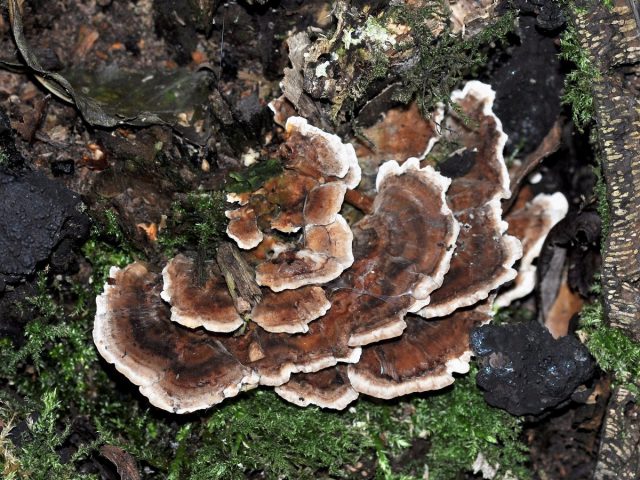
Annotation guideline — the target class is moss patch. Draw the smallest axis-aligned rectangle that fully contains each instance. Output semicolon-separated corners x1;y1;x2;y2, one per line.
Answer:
579;300;640;386
390;6;514;114
225;158;283;194
159;191;227;258
559;24;599;131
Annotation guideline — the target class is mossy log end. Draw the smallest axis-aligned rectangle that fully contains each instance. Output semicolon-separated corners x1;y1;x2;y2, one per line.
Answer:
575;0;640;341
573;2;640;478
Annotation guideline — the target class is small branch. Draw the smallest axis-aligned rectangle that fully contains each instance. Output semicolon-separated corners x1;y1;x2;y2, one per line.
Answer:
216;241;262;315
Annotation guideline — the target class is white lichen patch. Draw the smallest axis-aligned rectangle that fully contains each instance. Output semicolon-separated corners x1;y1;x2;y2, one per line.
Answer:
342;18;397;51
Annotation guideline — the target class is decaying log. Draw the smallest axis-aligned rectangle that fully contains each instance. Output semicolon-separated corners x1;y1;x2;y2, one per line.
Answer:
574;0;640;341
572;2;640;478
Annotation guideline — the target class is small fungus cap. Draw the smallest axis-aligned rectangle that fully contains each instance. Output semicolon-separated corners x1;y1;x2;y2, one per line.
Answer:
348;303;492;400
275;366;359;410
161;254;243;333
251;286;330;334
225;116;360;291
495;192;569;308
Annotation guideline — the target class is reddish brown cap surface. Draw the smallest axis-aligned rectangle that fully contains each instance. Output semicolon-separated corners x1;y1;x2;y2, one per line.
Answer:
93;263;258;413
225;116;361;290
441;81;510;211
275;366;359;409
226;206;263;250
418;201;522;318
308;158;460;348
348;302;493;400
355;103;444;191
224;302;362;386
256;216;354;292
251;286;330;334
417;81;521;318
348;158;459;315
161;254;243;333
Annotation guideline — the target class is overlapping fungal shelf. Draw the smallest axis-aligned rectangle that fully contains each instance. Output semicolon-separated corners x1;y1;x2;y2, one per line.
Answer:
94;81;567;413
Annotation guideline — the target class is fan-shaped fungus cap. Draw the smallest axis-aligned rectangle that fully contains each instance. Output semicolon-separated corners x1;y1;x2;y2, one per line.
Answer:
276;301;492;409
332;158;459;346
250;286;330;333
226;207;263;250
441;81;510;209
348;302;491;400
284;117;361;188
364;158;458;309
161;254;243;333
354;103;444;191
225;314;363;387
275;366;358;410
93;263;259;413
417;81;521;319
255;215;354;291
496;192;569;308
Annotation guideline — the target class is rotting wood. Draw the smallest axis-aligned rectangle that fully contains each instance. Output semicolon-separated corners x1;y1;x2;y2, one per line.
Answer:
572;1;640;477
574;0;640;341
593;384;640;480
215;241;262;315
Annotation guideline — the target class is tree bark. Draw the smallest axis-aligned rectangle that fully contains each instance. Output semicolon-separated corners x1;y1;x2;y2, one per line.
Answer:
575;0;640;341
593;385;640;480
572;2;640;478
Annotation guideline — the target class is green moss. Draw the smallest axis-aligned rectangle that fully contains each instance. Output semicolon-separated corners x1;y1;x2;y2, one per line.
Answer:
179;390;365;479
579;301;640;385
601;0;614;10
559;24;599;131
102;209;125;244
225;158;283;194
344;47;390;118
82;238;134;295
492;305;535;326
159;191;227;258
350;370;529;480
0;148;8;167
0;391;97;480
82;209;137;296
390;6;515;114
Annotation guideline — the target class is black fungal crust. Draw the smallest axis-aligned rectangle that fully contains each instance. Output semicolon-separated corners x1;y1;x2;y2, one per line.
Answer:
490;15;564;157
471;322;595;416
0;169;89;289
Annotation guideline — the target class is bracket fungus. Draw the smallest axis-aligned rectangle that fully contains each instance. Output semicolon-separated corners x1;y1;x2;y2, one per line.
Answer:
496;191;569;308
94;263;260;414
92;80;587;413
161;254;243;333
226;116;359;291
